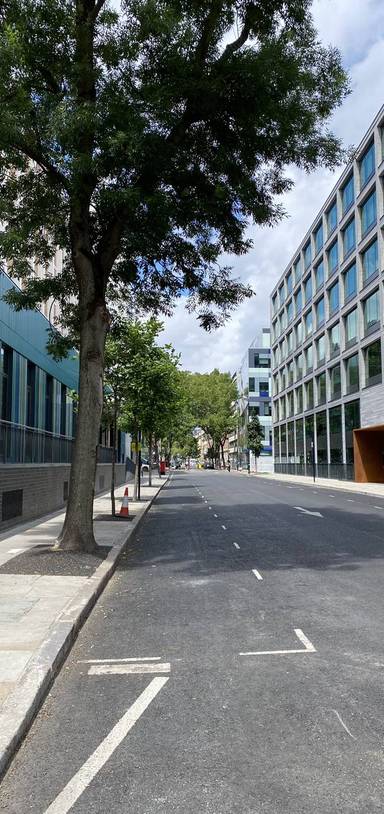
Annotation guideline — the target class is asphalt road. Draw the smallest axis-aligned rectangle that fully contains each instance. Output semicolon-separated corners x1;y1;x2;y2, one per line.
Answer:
1;471;384;813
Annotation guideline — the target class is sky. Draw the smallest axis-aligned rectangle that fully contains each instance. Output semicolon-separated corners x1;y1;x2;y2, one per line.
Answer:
159;0;384;374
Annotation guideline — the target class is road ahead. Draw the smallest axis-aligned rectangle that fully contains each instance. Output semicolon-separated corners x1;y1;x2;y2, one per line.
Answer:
1;471;384;813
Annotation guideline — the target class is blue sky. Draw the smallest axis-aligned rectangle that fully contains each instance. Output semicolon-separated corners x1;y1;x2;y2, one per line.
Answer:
160;0;384;373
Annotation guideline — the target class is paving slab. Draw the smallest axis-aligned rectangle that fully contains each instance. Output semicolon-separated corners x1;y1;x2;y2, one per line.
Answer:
0;473;169;779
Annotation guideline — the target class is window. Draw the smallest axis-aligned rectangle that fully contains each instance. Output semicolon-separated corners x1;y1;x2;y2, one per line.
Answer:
286;271;293;294
26;361;36;428
295;417;304;461
317;372;326;404
329;281;339;314
259;381;269;397
295;387;303;414
295;353;303;380
280;310;287;331
280;397;286;420
305;344;313;373
327;201;337;236
316;411;327;463
316;297;325;329
316;334;325;366
1;344;13;422
287;300;293;324
273;374;279;395
249;405;260;417
60;384;67;436
330;363;341;399
362;240;378;285
364;290;380;335
345;354;359;394
294;257;302;284
342;175;354;215
304;242;312;270
287;393;294;417
315;260;324;291
345;308;358;346
361;190;377;236
248;377;255;392
329;323;340;356
279;284;284;306
343;218;355;258
305;415;314;462
254;352;270;368
45;374;53;432
345;400;360;464
344;263;357;301
287;361;294;387
360;142;375;188
272;294;278;314
304;276;312;304
304;310;313;337
328;241;338;275
314;222;323;255
286;332;293;355
365;339;382;384
329;406;342;463
305;379;314;409
295;288;302;316
296;320;303;346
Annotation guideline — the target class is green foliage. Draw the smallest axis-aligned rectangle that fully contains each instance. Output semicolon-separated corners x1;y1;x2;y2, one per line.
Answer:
181;369;237;460
0;0;349;328
247;413;264;458
104;317;183;442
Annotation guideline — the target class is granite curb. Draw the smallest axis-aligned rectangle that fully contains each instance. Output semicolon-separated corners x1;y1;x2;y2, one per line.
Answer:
0;475;169;780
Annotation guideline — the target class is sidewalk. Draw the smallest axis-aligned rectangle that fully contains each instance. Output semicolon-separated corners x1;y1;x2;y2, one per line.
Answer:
250;470;384;498
0;474;168;778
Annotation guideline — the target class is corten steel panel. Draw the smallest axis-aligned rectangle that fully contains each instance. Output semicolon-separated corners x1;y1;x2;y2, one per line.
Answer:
353;426;384;483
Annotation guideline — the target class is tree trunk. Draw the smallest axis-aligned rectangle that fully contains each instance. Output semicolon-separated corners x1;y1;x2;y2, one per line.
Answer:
133;429;139;500
58;301;107;551
220;442;226;470
110;405;117;516
148;433;153;487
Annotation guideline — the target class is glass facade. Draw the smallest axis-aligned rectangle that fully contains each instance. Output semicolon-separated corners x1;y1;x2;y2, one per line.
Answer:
345;308;358;345
362;240;378;284
360;142;375;187
315;261;324;291
343;218;355;258
342;175;354;215
365;339;382;384
328;241;338;275
329;281;339;314
316;411;327;463
346;353;359;393
314;223;323;255
327;202;337;236
344;263;357;301
361;191;376;236
329;406;342;463
364;290;380;335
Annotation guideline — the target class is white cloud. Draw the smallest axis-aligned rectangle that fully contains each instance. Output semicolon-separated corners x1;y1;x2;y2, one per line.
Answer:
159;2;384;373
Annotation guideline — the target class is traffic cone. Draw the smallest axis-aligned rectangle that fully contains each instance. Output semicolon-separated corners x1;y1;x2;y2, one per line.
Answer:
120;487;129;516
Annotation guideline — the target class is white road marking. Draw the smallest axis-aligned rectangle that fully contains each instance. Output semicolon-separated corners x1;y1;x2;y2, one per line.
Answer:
233;542;240;550
294;506;323;518
208;506;212;510
88;662;170;676
214;514;218;518
347;499;354;502
252;568;263;581
328;494;335;498
222;525;227;530
240;628;316;657
204;500;208;503
333;710;357;741
7;548;24;554
80;657;161;664
44;677;169;814
374;506;384;510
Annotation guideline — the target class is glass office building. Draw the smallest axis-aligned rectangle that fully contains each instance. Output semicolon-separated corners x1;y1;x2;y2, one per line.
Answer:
270;105;384;482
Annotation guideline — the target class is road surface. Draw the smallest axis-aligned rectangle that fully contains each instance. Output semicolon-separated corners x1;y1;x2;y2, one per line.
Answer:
1;470;384;813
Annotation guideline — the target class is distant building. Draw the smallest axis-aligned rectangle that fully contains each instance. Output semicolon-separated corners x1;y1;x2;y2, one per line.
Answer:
230;329;272;471
270;104;384;482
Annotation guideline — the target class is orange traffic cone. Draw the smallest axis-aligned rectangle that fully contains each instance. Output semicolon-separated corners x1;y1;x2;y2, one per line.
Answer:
120;487;129;516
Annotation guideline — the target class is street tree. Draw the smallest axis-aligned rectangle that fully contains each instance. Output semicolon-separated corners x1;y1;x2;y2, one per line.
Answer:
247;413;264;469
0;0;348;550
116;318;182;497
187;370;237;466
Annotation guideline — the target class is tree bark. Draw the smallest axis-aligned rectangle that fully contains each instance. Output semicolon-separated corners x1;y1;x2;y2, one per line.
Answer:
133;429;139;500
148;433;153;487
58;300;107;551
220;442;226;470
110;404;117;516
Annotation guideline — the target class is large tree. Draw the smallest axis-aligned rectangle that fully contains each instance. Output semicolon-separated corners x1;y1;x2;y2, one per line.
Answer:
0;0;348;550
186;369;237;466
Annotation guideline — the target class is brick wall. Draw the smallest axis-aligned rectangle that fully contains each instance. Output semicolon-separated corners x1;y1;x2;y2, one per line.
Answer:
360;382;384;428
0;462;126;532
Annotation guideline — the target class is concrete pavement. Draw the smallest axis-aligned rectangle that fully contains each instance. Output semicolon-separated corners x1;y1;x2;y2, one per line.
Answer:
1;470;384;811
0;474;168;779
250;468;384;497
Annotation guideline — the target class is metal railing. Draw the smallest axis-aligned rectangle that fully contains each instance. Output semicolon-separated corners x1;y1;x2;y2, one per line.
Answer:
0;420;115;465
274;462;355;481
